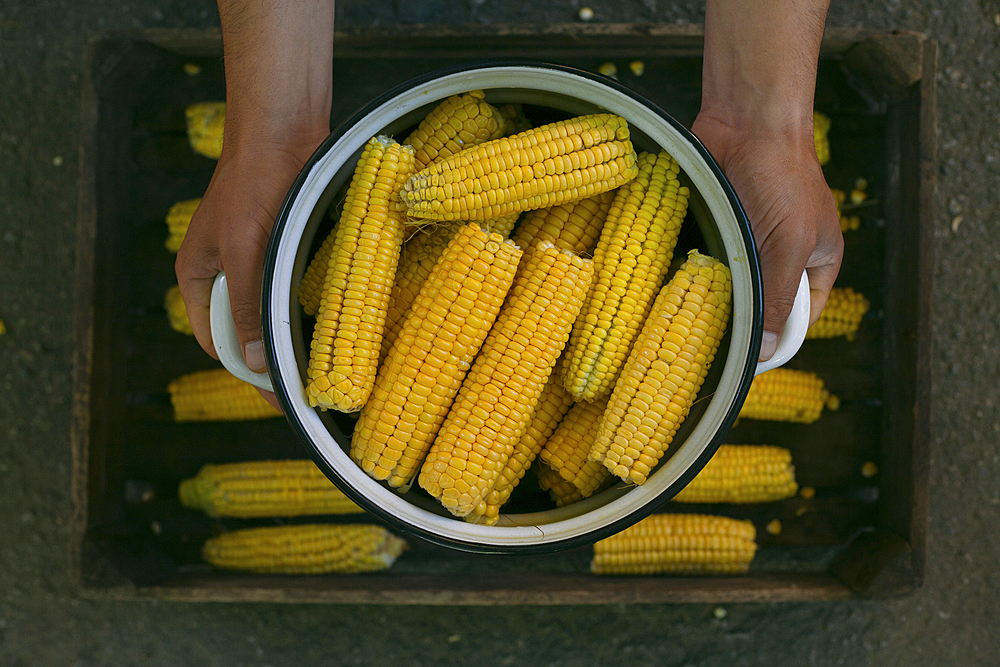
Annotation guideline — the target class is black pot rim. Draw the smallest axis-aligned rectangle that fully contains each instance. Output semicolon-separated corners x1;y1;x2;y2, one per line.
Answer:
261;59;763;555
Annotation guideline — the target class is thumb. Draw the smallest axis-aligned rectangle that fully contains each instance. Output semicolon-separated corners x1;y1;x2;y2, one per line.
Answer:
225;255;268;374
756;225;814;362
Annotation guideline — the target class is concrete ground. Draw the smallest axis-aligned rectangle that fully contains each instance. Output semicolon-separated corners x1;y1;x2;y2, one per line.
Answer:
1;0;998;665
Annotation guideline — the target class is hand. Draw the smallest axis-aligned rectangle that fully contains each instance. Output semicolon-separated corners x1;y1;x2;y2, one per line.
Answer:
174;0;334;410
175;134;327;410
691;113;843;361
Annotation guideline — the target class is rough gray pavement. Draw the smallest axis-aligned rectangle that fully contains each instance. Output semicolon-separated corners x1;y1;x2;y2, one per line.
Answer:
1;1;999;665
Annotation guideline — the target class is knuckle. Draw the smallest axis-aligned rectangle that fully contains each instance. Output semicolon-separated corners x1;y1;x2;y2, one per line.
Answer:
229;298;261;336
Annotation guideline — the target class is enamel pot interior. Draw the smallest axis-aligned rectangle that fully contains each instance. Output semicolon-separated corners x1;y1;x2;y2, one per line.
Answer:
262;62;762;553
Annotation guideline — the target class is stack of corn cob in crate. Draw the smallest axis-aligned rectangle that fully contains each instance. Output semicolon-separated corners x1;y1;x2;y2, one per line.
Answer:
158;92;875;576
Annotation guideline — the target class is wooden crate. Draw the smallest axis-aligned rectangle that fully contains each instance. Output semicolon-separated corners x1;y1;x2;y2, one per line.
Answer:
72;24;934;603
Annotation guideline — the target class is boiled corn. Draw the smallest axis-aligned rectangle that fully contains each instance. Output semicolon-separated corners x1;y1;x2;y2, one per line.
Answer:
671;445;798;504
419;241;594;517
591;513;757;575
738;368;834;424
351;223;521;489
169;368;281;422
401;114;638;221
806;287;870;340
185;102;225;159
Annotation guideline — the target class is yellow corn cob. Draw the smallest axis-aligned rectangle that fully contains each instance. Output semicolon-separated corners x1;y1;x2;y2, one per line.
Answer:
806;287;870;340
164;198;200;252
305;136;415;412
539;397;613;500
168;368;281;422
739;368;835;423
381;214;520;366
496;103;533;134
466;368;575;524
351;223;522;488
814;110;831;166
401;114;638;221
298;226;338;317
832;188;861;232
591;513;757;575
536;461;588;507
591;250;732;485
511;189;615;256
564;151;690;401
185;102;225;159
671;445;798;503
179;460;363;517
418;241;594;517
202;524;407;574
404;90;509;171
164;285;192;335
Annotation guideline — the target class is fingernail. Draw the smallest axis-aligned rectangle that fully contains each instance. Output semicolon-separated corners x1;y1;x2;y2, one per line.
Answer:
759;331;778;362
244;339;266;373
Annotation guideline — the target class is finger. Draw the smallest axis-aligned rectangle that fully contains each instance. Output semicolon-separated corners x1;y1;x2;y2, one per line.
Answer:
175;223;223;360
221;214;272;374
256;386;284;414
756;223;815;362
805;260;842;328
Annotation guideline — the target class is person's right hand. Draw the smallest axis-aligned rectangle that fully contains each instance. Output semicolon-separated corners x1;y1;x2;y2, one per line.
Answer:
175;130;328;411
175;0;335;411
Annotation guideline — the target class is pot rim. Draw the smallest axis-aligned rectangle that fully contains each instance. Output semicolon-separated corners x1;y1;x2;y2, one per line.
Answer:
261;59;763;554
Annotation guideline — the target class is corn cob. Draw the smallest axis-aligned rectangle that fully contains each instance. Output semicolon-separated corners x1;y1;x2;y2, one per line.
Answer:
832;188;861;232
511;189;615;257
298;226;339;317
536;461;588;507
564;151;690;402
185;102;225;159
419;241;594;517
401;114;638;222
739;368;836;424
164;198;200;252
179;460;363;517
305;136;415;412
168;368;281;422
202;524;406;574
496;103;533;134
814;110;831;166
591;250;732;485
164;285;192;335
591;513;757;575
466;367;575;524
539;397;613;500
404;90;509;171
806;287;870;340
381;214;519;366
671;445;798;503
351;223;521;488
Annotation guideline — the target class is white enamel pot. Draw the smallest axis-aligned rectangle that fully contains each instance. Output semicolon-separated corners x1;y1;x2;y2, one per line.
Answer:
209;62;811;553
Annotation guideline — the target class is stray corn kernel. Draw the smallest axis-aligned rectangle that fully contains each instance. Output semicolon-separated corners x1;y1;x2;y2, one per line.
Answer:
183;62;202;76
598;61;617;78
765;519;782;536
0;319;5;336
799;486;816;500
150;521;162;535
826;394;841;411
578;7;595;21
795;506;809;518
629;60;645;76
713;607;727;619
850;188;867;205
861;461;878;478
854;177;868;190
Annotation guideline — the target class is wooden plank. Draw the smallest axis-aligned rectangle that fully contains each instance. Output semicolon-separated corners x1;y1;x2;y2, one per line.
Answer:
130;572;851;605
138;24;881;59
830;531;916;596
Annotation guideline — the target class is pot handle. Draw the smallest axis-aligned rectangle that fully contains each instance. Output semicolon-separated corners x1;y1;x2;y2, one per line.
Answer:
754;270;811;376
209;271;274;392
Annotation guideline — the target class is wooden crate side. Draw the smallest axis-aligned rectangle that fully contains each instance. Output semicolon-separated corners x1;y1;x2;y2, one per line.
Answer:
138;23;878;60
132;572;850;605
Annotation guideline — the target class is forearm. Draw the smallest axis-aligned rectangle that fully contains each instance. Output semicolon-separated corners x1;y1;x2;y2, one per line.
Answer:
218;0;335;157
700;0;829;139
